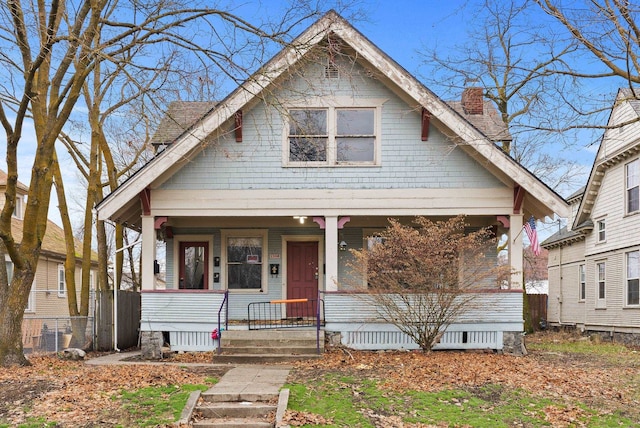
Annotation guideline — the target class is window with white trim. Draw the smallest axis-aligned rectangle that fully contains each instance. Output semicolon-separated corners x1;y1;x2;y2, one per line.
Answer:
596;261;606;307
597;219;606;242
222;230;267;291
627;251;639;306
58;264;66;297
25;281;35;312
12;196;23;219
287;107;377;165
627;159;639;214
579;264;586;301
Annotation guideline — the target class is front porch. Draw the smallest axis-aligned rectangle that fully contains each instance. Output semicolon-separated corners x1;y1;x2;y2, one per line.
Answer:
138;288;525;356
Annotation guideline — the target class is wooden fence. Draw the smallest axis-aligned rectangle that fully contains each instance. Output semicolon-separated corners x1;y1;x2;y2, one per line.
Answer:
525;294;548;332
96;290;141;351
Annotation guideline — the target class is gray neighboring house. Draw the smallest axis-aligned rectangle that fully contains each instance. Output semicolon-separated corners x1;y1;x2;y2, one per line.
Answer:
543;88;640;343
96;11;568;356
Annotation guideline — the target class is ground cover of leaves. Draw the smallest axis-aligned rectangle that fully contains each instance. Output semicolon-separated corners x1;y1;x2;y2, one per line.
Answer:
0;332;638;427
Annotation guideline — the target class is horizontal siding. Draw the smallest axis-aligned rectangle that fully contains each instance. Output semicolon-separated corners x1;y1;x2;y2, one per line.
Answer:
601;103;640;157
159;56;504;193
324;291;523;324
141;291;227;330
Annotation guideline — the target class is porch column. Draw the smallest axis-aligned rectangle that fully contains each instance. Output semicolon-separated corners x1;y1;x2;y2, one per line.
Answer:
325;216;339;291
509;213;524;290
141;215;156;291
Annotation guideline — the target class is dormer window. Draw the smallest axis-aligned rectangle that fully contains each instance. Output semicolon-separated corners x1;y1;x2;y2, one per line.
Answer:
286;107;378;165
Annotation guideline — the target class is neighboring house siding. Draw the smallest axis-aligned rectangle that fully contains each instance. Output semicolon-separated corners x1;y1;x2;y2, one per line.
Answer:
547;241;585;326
159;58;503;192
600;102;640;158
586;163;637;255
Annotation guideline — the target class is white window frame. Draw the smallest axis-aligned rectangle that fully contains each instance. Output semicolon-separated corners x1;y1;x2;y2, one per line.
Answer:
172;234;214;290
626;250;640;306
25;280;36;313
596;219;606;243
596;261;606;308
627;158;639;214
283;98;385;167
12;195;23;219
58;264;66;297
221;229;268;293
578;264;586;302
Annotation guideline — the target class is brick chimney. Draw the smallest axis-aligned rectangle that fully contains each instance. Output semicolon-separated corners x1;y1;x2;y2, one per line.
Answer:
461;86;484;115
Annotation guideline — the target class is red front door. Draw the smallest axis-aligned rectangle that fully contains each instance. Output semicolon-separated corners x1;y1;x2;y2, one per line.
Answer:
287;241;319;318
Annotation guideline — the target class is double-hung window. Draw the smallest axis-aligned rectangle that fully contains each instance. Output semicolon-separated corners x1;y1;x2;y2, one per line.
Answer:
579;264;586;301
597;219;606;242
627;251;640;306
627;159;639;214
596;261;606;308
287;107;377;165
58;264;66;297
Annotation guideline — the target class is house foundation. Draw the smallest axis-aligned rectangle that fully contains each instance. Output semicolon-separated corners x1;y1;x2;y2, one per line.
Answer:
140;331;164;359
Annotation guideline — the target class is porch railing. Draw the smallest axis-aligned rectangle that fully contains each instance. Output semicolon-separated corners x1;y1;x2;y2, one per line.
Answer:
247;298;324;331
216;290;229;354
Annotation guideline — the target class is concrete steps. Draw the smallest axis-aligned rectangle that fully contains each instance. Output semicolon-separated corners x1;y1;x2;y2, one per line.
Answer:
212;328;324;364
188;366;290;428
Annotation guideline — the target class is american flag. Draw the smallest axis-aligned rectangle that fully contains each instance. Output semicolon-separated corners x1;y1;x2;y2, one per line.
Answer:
524;216;541;256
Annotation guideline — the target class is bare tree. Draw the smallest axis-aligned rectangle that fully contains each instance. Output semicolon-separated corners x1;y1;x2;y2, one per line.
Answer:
0;0;334;366
347;216;505;352
421;0;589;192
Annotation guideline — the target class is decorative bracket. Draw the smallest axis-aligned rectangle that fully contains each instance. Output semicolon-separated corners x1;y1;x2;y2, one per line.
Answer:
421;108;431;141
235;110;243;142
140;188;151;216
338;216;351;229
513;186;525;214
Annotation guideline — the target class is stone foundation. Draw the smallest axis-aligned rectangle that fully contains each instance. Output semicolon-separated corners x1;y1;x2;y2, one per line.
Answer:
502;331;527;356
140;331;164;360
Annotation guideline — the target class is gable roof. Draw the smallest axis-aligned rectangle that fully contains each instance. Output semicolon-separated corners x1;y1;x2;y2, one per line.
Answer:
151;101;217;146
0;169;29;193
573;88;640;229
96;10;568;225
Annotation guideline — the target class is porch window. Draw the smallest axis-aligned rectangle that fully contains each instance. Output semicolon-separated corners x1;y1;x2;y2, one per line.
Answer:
179;242;208;289
287;107;377;165
596;261;606;308
627;159;639;214
579;264;585;301
627;251;639;306
223;230;267;291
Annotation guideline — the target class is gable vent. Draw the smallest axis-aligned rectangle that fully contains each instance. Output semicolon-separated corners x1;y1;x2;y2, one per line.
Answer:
325;57;339;78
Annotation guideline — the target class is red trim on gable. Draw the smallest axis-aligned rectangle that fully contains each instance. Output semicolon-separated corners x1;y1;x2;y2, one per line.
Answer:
140;188;151;216
513;186;525;214
421;108;431;141
235;110;243;142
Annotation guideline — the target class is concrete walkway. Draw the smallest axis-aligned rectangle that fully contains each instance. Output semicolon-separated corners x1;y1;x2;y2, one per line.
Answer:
207;365;291;401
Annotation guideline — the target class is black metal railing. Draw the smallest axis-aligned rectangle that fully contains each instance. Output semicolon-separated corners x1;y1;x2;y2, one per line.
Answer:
247;298;324;331
216;290;229;354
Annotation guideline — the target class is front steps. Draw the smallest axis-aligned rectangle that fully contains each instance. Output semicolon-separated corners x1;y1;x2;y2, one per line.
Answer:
190;366;290;428
212;328;324;364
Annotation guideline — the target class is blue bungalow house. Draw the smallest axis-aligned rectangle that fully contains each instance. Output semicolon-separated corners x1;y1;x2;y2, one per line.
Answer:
96;11;568;356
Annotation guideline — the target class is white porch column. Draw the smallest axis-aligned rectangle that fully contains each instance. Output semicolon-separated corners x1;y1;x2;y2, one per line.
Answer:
325;216;339;291
510;213;524;290
141;215;156;291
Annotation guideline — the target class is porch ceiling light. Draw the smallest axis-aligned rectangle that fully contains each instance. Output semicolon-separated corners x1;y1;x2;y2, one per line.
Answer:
293;216;307;224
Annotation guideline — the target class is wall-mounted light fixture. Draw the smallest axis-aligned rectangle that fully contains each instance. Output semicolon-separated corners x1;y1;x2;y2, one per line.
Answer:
293;216;307;224
339;240;348;251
